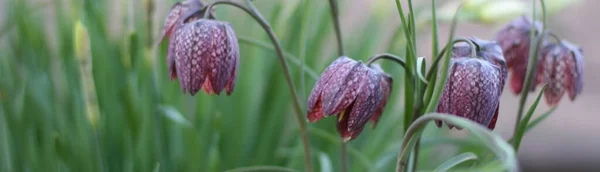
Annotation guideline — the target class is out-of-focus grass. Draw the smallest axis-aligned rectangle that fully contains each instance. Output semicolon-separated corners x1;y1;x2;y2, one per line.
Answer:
0;0;577;171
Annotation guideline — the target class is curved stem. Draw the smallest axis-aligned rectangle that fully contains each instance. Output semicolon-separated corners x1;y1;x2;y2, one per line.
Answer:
204;1;313;171
514;0;546;136
328;0;345;56
425;38;476;81
547;30;562;43
366;53;406;68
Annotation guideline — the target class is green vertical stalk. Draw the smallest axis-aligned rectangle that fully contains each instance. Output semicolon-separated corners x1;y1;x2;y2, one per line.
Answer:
328;0;345;56
426;0;439;104
298;0;311;102
514;0;547;134
204;1;313;171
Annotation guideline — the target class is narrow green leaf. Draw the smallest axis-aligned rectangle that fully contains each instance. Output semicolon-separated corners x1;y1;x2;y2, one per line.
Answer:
224;166;298;172
513;85;547;151
424;4;463;113
433;152;478;172
525;107;557;133
158;105;192;128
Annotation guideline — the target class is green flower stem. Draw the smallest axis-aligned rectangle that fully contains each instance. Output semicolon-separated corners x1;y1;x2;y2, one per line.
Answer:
547;30;562;42
204;1;313;171
422;37;475;107
366;53;406;68
328;0;345;56
341;141;347;172
513;85;547;151
514;0;547;136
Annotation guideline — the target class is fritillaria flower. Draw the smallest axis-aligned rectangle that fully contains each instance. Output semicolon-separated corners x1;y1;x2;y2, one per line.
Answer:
495;16;543;94
160;0;238;96
436;40;507;130
537;40;584;106
307;57;392;141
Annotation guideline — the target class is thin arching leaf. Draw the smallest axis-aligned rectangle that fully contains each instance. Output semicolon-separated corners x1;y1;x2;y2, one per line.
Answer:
158;105;192;128
396;114;517;172
433;152;478;172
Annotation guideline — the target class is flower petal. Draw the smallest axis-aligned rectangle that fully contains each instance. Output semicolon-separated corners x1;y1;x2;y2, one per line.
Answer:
323;62;366;116
307;57;353;122
159;2;186;44
437;58;503;128
369;65;393;129
348;69;382;132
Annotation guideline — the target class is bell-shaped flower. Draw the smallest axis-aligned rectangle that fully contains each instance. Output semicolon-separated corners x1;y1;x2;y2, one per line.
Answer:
495;16;543;94
537;40;584;106
307;57;392;141
437;40;507;130
160;1;238;96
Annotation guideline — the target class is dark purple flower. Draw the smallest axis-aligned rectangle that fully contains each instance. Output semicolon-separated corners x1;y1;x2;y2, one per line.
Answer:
436;40;507;130
307;57;392;142
537;40;584;106
160;1;238;96
495;16;543;94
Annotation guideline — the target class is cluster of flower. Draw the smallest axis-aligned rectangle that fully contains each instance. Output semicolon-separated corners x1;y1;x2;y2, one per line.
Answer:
159;0;583;142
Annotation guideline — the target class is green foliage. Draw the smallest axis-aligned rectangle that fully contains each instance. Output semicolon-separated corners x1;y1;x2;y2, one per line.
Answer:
0;0;574;171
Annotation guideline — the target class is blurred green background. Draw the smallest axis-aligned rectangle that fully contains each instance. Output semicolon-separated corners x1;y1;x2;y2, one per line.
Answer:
0;0;596;171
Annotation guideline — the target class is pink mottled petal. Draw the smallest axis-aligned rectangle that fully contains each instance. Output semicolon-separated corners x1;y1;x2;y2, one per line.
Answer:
541;44;566;106
173;21;208;95
201;77;215;95
224;23;239;95
437;58;503;129
336;108;365;142
348;69;382;132
488;105;499;130
561;41;584;100
307;57;353;114
307;96;325;123
159;3;185;43
509;66;525;95
323;62;366;116
370;65;392;129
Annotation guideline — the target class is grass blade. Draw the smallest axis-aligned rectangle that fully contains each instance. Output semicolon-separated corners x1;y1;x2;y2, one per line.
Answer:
432;152;478;172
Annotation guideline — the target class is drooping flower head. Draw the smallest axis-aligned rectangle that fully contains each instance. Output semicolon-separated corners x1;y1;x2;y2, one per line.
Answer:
307;57;392;142
436;39;507;130
160;0;239;96
537;40;584;106
495;16;543;94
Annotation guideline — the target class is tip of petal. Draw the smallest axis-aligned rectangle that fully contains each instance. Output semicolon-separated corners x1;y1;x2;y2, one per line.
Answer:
342;136;352;143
